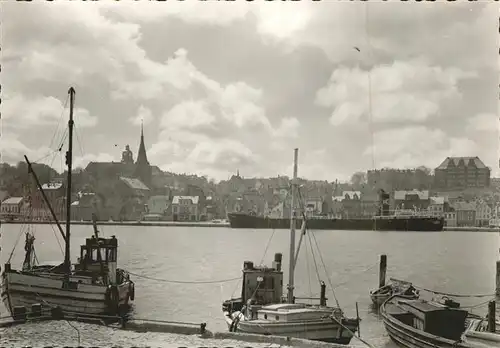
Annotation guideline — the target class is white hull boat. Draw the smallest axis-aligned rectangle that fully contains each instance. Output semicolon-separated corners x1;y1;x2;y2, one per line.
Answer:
1;87;135;321
2;269;132;316
223;303;358;344
222;149;360;345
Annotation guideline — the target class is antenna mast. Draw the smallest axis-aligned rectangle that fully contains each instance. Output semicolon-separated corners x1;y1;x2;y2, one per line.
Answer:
64;87;75;284
287;148;298;303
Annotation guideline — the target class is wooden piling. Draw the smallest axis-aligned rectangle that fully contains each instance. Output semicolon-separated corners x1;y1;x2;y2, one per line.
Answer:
488;300;496;333
379;254;387;288
355;302;360;338
496;260;500;297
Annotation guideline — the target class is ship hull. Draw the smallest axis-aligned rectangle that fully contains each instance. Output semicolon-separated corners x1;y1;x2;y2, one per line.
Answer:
227;213;444;232
223;311;357;345
2;270;132;317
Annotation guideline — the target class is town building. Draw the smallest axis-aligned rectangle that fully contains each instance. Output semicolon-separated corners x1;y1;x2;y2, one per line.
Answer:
393;190;430;212
474;200;492;227
85;123;153;193
367;168;431;191
114;176;150;221
172;195;200;221
31;182;66;220
427;196;449;217
444;211;457;227
360;193;379;217
144;195;171;221
0;197;25;219
304;197;326;217
332;191;362;218
453;201;477;227
71;191;103;221
434;157;490;190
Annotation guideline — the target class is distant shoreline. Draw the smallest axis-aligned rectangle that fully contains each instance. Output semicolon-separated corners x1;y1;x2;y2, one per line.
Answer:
0;220;231;228
1;220;499;232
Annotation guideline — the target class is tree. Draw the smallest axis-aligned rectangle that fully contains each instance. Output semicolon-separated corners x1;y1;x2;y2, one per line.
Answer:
350;171;367;190
416;166;433;176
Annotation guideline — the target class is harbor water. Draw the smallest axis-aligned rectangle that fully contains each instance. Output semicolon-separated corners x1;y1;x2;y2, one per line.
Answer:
0;224;498;347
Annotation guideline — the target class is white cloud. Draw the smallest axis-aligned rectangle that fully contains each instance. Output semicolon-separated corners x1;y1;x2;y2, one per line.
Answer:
273;117;300;138
161;100;216;131
2;2;496;181
364;126;482;170
129;105;154;126
0;133;53;165
315;60;469;126
467;113;498;132
2;94;97;129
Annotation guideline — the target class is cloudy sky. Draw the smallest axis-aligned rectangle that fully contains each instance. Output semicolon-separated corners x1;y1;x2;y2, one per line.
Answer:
1;2;498;182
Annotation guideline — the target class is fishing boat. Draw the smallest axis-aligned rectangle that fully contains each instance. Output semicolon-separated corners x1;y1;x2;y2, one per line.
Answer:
222;148;360;345
463;315;500;347
1;87;135;319
370;278;419;307
380;294;470;347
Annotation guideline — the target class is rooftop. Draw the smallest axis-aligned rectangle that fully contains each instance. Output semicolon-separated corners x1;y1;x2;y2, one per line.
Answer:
119;176;150;191
436;156;487;170
172;195;200;204
394;190;429;200
41;182;63;190
2;197;23;205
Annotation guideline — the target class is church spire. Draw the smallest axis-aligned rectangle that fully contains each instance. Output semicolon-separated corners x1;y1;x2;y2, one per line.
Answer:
136;118;149;166
134;120;152;187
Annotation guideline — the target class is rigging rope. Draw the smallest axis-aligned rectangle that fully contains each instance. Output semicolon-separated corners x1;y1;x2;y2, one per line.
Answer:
74;124;86;161
388;275;496;298
127;271;241;284
310;230;341;309
48;93;70;151
364;2;376;170
259;228;276;266
415;286;496;299
296;186;341;308
330;316;375;348
461;298;496;310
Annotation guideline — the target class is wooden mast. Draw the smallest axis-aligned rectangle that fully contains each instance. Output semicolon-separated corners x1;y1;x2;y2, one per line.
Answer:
287;148;298;304
64;87;75;284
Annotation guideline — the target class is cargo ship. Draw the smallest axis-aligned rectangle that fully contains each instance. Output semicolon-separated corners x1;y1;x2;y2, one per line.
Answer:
227;191;444;232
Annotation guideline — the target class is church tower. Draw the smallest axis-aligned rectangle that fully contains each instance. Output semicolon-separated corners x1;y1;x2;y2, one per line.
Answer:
134;120;152;187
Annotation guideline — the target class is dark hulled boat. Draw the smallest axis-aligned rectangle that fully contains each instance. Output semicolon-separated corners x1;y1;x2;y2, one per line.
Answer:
228;190;444;232
380;294;470;348
227;213;444;232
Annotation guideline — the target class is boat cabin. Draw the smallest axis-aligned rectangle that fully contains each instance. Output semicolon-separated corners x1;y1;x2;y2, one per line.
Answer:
74;235;119;285
241;253;283;306
386;297;468;341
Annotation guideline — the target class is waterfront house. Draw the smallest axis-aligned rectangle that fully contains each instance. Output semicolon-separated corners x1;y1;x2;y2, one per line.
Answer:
393;189;430;212
444;211;457;227
474;200;492;227
453;201;477;227
172;195;200;221
0;197;24;219
427;196;448;217
145;195;171;221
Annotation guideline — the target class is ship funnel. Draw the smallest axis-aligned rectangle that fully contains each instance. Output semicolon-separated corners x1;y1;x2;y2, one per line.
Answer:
273;253;282;271
243;261;254;270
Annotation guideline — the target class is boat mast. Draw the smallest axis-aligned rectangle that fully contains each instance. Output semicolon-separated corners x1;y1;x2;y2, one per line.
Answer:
287;148;298;304
64;87;75;283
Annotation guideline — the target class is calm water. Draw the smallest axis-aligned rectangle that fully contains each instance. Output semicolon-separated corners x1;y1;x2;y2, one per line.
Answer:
0;224;498;347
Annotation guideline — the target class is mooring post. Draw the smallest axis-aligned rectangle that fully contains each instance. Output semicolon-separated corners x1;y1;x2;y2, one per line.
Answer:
379;254;387;288
320;281;326;306
488;300;496;333
496;260;500;297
